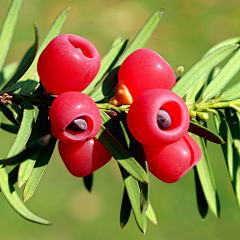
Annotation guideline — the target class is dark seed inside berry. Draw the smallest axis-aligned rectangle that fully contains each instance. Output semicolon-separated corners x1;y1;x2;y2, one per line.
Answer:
157;109;171;130
67;116;88;132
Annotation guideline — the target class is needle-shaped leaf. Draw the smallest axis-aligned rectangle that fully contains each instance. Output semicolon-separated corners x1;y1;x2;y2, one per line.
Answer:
0;23;39;94
120;187;132;229
185;70;210;104
202;48;240;102
91;9;163;102
99;111;149;184
0;104;20;126
146;203;157;225
171;44;238;98
83;38;128;96
0;134;51;166
0;97;49;223
0;167;51;225
185;67;220;104
128;135;149;214
214;110;240;208
7;96;35;158
190;133;220;218
203;37;240;56
118;112;150;214
119;165;147;234
8;165;19;186
20;7;69;83
217;80;240;102
115;10;163;66
189;120;225;144
194;166;208;219
0;62;18;88
1;123;19;134
83;173;93;192
18;105;50;188
23;135;57;202
101;110;148;233
96;124;148;184
0;0;23;71
10;103;23;124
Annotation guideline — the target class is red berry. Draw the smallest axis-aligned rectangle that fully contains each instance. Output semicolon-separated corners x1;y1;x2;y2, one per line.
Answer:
37;34;101;95
49;91;101;142
110;48;176;106
127;89;190;147
143;133;202;183
58;138;112;177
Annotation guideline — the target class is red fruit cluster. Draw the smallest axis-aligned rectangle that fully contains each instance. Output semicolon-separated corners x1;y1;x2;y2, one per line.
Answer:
38;34;111;177
38;34;201;183
117;49;202;183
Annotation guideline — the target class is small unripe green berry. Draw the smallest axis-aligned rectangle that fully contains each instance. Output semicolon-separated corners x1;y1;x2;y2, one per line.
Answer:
189;110;197;118
196;112;209;120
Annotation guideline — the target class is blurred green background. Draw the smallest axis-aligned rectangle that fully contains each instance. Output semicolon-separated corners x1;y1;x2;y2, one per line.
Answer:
1;0;240;239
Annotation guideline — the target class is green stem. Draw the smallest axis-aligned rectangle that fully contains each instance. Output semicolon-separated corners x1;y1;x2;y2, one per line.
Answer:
96;103;129;113
187;99;240;113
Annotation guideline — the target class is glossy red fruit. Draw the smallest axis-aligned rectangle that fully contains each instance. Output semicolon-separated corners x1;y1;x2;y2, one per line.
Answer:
127;89;190;147
49;91;101;142
110;48;176;106
37;34;101;95
143;133;202;183
58;138;112;177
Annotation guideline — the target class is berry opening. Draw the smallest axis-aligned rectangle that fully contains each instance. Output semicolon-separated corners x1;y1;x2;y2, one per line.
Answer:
68;35;95;58
64;115;94;141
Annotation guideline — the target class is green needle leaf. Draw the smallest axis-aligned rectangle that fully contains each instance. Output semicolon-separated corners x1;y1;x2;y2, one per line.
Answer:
0;0;23;71
0;104;20;126
0;62;18;88
7;96;35;158
117;111;150;214
91;9;163;102
190;133;220;218
119;165;147;234
202;48;240;102
0;167;51;225
189;120;225;144
172;44;238;98
217;79;240;102
120;187;132;229
0;23;39;95
185;67;220;105
214;110;240;209
96;124;149;184
203;37;240;56
0;134;51;166
19;7;70;90
83;38;128;97
1;123;19;134
116;9;163;65
18;105;50;188
194;166;208;219
146;203;158;225
23;136;57;202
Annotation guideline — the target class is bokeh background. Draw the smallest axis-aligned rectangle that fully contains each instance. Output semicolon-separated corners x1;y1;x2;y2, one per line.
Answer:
1;0;240;239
